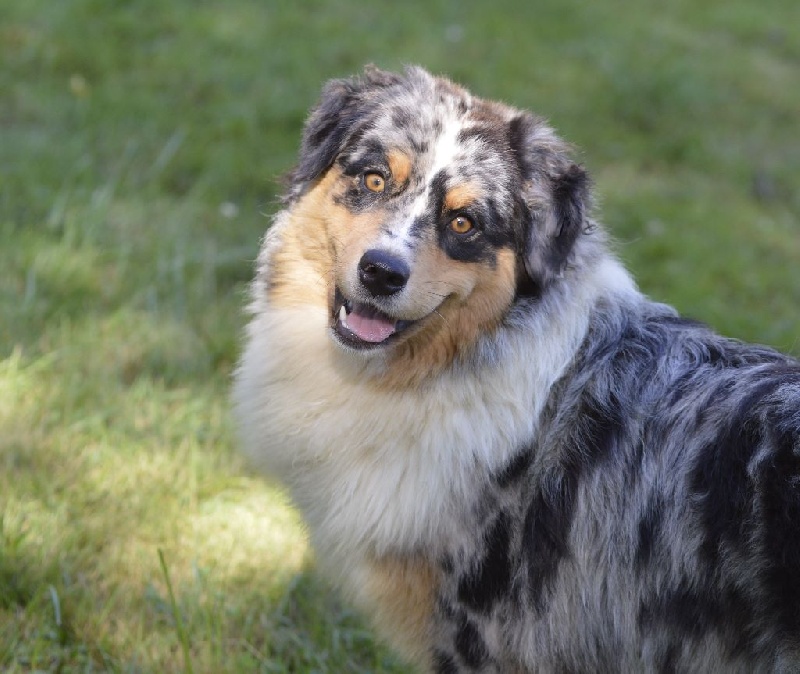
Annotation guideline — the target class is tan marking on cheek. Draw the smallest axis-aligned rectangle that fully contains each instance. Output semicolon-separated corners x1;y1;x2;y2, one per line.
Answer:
383;247;518;389
444;181;482;212
266;170;342;309
361;555;438;670
266;169;390;310
387;150;412;186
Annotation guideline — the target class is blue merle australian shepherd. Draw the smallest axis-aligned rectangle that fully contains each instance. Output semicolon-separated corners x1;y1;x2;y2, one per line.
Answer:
233;66;800;672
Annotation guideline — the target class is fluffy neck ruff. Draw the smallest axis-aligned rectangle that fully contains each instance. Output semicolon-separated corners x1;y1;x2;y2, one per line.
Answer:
233;249;639;570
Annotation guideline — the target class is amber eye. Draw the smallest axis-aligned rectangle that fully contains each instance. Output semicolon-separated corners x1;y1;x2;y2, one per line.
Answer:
449;215;473;234
364;172;386;193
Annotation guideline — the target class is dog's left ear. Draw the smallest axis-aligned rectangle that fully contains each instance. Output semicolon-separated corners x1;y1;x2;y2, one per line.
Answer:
509;113;591;289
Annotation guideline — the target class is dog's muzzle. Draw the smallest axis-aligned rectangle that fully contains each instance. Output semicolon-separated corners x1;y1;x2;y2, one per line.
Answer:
330;249;419;349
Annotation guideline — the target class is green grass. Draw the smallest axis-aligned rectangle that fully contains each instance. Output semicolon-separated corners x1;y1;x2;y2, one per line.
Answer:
1;0;798;671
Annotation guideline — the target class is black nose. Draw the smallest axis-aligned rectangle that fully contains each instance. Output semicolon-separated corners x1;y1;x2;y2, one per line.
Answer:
358;249;410;296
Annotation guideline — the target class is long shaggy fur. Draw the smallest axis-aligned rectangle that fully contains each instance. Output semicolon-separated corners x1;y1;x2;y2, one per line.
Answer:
233;66;800;672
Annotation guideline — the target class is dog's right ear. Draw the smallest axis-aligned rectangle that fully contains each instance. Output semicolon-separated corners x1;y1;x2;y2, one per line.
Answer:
289;67;403;196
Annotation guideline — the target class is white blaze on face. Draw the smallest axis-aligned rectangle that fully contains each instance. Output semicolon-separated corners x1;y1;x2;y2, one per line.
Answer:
393;114;465;246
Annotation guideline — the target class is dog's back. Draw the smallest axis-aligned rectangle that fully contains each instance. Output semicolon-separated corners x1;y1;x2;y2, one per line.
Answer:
432;299;800;672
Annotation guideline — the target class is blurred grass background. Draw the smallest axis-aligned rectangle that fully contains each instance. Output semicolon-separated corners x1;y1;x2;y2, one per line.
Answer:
1;0;798;671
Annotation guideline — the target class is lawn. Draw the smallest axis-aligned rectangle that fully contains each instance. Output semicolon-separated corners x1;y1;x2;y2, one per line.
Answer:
1;0;798;671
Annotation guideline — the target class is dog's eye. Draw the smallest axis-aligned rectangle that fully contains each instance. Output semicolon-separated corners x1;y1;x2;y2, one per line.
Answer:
449;215;473;234
363;172;386;193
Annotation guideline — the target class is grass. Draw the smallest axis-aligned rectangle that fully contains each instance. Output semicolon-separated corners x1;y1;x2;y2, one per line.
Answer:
1;0;798;671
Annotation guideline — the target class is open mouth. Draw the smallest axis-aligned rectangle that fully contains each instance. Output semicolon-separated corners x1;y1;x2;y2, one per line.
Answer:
332;288;417;349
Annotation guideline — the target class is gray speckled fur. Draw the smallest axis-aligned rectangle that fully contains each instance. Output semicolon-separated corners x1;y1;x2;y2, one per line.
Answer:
433;296;800;672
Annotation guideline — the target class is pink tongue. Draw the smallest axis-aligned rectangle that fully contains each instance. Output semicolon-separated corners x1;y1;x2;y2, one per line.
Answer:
347;311;396;343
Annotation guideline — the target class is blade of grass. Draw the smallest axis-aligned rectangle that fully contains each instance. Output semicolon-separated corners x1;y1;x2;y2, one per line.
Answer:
157;549;194;674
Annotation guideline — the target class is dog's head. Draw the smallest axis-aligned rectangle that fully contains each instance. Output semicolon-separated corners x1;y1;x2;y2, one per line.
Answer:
279;66;594;378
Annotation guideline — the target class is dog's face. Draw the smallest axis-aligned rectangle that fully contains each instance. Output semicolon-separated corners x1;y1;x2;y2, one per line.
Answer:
275;67;591;380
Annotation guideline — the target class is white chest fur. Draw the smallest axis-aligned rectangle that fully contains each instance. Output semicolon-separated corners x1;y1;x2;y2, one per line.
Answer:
232;256;635;575
234;304;531;560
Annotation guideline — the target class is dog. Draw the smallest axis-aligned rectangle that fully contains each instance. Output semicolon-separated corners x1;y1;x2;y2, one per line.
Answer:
233;66;800;672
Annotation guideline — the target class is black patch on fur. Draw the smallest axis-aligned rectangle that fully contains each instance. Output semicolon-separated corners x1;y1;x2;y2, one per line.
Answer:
480;197;516;249
513;274;541;300
433;651;459;674
455;617;489;668
635;496;663;570
339;138;387;177
429;169;449;217
574;391;624;466
522;470;578;611
520;384;624;610
493;449;533;488
545;163;589;272
457;511;512;613
703;342;726;367
690;378;787;564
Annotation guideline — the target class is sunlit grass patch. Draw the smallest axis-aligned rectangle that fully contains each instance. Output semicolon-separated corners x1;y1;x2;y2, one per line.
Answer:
0;346;349;672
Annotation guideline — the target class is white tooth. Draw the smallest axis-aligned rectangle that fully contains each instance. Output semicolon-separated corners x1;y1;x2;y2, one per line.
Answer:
338;305;347;326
